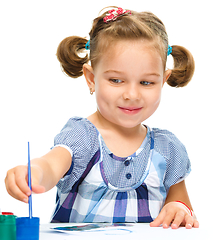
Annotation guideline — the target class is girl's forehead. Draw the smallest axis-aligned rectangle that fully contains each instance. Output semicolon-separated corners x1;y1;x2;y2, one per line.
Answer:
94;39;164;74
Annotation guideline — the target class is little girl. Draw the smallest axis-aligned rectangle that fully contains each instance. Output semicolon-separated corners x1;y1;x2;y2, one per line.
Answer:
5;7;199;229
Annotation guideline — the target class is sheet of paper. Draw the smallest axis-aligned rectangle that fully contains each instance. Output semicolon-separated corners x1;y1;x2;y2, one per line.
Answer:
51;223;133;233
40;223;211;240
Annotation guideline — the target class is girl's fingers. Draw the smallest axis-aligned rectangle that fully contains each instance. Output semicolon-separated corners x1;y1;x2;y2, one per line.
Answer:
193;219;200;228
162;210;176;228
5;166;32;202
150;209;166;227
32;185;45;194
184;214;200;229
16;175;31;196
150;202;200;229
5;171;29;203
171;210;186;229
5;165;45;203
14;166;32;195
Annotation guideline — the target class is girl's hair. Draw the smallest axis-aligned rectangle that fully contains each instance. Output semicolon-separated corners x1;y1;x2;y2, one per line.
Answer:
56;7;195;87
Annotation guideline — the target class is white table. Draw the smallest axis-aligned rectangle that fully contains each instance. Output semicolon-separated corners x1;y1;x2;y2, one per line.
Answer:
40;223;211;240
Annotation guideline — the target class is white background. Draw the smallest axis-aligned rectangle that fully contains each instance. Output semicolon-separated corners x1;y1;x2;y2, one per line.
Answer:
0;0;212;224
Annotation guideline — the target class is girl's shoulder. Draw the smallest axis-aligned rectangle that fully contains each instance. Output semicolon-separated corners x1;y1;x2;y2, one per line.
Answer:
54;116;99;157
152;127;182;143
58;116;99;140
151;127;189;161
61;116;96;131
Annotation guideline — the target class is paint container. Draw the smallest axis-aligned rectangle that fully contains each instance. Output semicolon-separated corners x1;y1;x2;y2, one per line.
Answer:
0;214;16;240
16;217;40;240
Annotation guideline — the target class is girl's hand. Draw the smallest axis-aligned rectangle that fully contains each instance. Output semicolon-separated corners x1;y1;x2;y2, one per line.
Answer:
150;202;199;229
5;165;45;203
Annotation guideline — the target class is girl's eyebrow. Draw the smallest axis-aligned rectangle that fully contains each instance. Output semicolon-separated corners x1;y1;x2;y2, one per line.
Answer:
143;72;161;77
104;70;161;77
104;70;123;74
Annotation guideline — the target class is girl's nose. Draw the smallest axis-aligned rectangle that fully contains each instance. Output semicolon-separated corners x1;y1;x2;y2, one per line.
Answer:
122;85;141;101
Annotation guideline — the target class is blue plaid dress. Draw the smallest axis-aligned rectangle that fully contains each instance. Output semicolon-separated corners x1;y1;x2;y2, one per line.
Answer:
51;117;191;223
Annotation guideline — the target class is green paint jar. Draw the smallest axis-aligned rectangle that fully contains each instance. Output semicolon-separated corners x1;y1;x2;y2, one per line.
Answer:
0;215;16;240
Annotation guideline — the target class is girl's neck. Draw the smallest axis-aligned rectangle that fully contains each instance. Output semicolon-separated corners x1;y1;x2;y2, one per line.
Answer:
87;111;147;157
87;110;146;137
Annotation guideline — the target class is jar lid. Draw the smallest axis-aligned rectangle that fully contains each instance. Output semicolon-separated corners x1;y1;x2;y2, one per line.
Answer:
2;212;14;215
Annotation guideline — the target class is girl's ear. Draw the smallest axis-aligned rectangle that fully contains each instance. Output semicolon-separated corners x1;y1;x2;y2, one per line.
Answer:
163;69;172;85
83;64;95;92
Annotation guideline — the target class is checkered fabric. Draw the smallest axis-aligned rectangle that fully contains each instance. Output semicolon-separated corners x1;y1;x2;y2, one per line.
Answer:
51;117;191;223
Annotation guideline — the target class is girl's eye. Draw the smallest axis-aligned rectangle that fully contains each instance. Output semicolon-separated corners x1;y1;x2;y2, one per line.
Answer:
140;81;152;86
109;79;122;83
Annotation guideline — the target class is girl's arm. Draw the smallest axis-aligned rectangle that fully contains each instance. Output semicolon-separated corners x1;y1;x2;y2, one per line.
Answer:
164;180;192;208
5;147;72;203
150;180;199;229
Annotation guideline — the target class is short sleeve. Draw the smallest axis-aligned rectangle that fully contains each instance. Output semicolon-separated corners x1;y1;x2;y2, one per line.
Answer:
153;129;191;191
53;117;99;192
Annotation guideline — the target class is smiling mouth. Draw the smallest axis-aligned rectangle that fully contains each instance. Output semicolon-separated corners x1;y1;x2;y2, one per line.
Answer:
118;106;142;115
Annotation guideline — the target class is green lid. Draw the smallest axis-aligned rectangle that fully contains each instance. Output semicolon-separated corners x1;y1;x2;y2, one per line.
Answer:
0;215;16;240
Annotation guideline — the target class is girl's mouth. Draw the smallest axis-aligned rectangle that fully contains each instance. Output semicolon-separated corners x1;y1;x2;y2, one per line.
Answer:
118;106;143;115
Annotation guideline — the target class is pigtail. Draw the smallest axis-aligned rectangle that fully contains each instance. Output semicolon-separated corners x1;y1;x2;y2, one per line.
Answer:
56;36;89;78
167;45;195;87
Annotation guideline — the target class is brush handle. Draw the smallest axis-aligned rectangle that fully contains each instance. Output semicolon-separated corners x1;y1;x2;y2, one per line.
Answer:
28;142;32;218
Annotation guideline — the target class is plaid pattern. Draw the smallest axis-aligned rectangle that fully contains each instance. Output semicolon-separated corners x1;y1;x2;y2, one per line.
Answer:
51;117;191;223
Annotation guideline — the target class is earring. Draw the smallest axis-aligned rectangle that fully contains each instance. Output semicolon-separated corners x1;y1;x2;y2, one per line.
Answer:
90;88;94;95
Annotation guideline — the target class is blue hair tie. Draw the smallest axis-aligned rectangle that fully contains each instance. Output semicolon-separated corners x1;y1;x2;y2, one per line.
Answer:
85;40;90;50
167;45;172;56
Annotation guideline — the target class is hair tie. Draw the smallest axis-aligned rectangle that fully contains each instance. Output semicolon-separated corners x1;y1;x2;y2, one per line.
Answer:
167;45;172;56
103;7;131;23
85;40;90;50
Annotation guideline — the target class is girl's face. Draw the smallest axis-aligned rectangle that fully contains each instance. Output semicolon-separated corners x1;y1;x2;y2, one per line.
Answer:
84;40;171;129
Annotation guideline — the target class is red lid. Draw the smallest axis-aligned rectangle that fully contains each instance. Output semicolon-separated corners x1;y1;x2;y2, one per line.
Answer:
2;212;14;215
